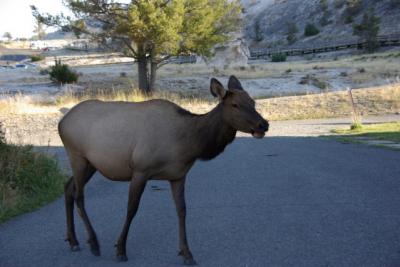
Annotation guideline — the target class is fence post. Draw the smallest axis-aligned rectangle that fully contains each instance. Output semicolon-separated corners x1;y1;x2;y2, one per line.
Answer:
347;88;361;127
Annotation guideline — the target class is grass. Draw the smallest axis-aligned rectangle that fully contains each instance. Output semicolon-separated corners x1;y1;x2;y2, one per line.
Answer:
257;83;400;121
331;122;400;143
53;87;216;113
174;50;399;82
0;124;67;223
0;82;399;121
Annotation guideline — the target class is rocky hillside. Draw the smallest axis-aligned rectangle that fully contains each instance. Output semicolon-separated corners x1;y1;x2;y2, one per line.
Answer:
243;0;400;49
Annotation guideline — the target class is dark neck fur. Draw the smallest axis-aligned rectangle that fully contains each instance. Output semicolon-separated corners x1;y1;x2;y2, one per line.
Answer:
193;103;236;160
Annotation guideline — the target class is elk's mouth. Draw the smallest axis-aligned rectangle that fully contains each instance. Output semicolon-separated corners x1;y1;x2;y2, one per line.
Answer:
251;130;265;139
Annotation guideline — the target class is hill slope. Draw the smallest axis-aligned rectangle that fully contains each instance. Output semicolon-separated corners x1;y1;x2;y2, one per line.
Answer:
243;0;400;49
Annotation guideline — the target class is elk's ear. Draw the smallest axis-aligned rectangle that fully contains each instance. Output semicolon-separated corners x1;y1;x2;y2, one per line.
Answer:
210;78;226;100
228;75;244;91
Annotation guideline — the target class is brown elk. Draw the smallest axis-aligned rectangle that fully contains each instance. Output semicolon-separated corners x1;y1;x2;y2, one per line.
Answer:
59;76;269;265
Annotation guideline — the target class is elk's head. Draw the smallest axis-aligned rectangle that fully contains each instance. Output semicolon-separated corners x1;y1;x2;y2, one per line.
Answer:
210;76;269;138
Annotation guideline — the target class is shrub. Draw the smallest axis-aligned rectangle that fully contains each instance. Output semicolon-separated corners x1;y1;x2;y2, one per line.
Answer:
0;121;67;222
358;67;366;73
343;0;362;24
39;68;48;75
319;0;328;12
0;122;5;146
304;23;320;36
49;59;78;84
254;19;263;42
319;0;332;27
391;0;400;7
286;22;299;45
271;53;287;62
353;9;381;53
30;54;45;62
320;14;331;26
334;0;345;9
350;122;363;130
0;145;67;222
299;75;327;90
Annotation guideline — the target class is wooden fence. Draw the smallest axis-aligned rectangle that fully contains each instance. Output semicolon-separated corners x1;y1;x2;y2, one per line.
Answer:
249;34;400;59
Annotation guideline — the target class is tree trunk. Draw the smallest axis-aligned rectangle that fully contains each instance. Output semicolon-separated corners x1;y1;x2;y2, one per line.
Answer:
137;56;149;93
137;46;158;93
149;49;157;92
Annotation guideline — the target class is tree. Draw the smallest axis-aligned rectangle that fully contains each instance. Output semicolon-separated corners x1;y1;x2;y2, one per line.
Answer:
353;9;380;53
319;0;331;26
286;22;298;45
33;17;46;40
304;23;320;37
343;0;362;24
254;19;263;42
3;32;12;41
32;0;241;92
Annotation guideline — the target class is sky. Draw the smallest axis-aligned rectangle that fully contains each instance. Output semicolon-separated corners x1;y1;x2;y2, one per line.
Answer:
0;0;70;39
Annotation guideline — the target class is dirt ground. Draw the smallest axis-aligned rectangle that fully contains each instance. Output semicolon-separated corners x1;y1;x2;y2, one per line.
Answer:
1;46;400;99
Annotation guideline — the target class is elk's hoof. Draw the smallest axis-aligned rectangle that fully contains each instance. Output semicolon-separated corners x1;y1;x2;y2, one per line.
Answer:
116;254;128;262
90;246;101;256
183;258;197;265
88;241;101;256
70;245;80;252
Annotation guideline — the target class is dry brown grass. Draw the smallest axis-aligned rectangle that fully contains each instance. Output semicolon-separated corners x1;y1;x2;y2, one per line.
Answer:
1;83;399;121
257;83;400;120
53;87;217;114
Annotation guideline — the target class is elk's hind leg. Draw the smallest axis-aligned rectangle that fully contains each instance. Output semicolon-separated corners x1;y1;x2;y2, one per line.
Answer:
65;176;79;251
68;153;99;256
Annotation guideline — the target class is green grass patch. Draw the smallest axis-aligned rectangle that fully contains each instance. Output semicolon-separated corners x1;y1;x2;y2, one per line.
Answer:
0;130;67;223
332;122;400;143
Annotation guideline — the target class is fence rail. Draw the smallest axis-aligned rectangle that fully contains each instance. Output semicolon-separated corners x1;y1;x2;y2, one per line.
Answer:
249;34;400;59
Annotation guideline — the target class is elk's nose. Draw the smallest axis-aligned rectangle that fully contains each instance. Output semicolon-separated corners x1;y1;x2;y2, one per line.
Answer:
258;120;269;132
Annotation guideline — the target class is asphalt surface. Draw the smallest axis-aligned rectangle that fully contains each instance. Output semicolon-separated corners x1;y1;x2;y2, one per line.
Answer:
1;137;400;267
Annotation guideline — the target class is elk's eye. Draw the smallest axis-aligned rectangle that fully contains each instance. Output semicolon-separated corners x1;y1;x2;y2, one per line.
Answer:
232;103;238;108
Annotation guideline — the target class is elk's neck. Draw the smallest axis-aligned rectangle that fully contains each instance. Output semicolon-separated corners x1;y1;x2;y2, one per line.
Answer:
193;103;236;160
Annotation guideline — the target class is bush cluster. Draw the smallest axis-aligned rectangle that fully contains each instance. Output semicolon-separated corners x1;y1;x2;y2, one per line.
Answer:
49;59;78;84
0;122;66;222
30;54;45;62
304;23;320;36
271;53;287;62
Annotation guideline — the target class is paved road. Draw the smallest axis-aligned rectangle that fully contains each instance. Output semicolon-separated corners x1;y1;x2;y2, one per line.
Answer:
1;137;400;267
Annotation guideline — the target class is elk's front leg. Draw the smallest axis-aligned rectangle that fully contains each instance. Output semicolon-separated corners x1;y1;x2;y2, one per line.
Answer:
115;174;147;262
170;178;196;265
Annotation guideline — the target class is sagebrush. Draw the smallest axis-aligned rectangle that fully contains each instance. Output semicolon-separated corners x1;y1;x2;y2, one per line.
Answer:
49;59;78;84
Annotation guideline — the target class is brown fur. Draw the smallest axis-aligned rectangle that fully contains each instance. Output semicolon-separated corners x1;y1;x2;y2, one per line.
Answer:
59;76;268;264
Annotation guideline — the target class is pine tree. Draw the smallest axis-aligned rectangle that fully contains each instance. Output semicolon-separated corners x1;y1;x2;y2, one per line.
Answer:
33;18;46;40
32;0;241;92
353;9;380;53
3;32;12;41
254;19;263;42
